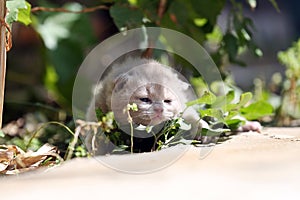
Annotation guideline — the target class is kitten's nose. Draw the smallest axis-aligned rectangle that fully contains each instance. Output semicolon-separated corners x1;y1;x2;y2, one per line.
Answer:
153;103;163;113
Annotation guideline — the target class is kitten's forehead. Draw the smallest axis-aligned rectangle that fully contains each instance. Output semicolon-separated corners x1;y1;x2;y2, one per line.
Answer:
135;83;177;99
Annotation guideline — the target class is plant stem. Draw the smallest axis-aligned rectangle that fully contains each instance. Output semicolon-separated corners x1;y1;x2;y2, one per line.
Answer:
130;119;134;154
25;121;75;151
65;125;80;160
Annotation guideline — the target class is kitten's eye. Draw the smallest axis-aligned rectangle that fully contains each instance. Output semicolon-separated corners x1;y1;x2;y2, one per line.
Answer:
140;98;152;103
164;99;172;103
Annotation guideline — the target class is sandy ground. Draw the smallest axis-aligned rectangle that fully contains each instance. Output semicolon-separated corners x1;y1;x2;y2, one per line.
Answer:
0;127;300;200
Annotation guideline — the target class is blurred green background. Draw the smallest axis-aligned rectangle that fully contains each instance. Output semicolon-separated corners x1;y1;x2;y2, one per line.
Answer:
3;0;300;125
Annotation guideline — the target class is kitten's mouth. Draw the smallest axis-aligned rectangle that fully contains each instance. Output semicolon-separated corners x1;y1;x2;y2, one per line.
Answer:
151;111;166;119
131;111;172;126
154;113;162;118
149;114;169;124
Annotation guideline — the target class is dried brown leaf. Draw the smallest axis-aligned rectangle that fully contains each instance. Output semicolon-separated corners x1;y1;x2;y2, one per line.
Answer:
0;144;60;175
0;151;13;171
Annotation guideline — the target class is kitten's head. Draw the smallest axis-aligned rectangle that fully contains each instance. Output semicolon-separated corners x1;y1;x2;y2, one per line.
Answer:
129;83;181;126
110;58;193;126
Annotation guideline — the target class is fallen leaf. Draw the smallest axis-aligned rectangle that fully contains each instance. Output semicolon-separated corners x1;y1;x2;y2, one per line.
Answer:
0;144;61;175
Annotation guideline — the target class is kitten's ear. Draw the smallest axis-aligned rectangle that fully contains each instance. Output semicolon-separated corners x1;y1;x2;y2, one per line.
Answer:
180;80;191;90
114;74;129;92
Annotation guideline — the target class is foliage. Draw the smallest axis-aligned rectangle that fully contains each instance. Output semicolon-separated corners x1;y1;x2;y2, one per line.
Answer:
110;0;265;68
31;2;98;109
5;0;279;109
194;89;273;133
0;112;86;160
1;0;278;161
35;3;83;50
6;0;32;26
277;39;300;125
85;87;273;155
89;107;194;154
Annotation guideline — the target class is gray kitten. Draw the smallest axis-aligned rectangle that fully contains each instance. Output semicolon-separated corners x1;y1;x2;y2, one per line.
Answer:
86;57;199;127
85;57;201;154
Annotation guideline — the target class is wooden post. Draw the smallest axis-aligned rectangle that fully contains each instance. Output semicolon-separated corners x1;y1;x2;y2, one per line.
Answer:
0;0;6;128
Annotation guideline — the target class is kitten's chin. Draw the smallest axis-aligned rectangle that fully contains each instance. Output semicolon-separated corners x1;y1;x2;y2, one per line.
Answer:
133;116;168;126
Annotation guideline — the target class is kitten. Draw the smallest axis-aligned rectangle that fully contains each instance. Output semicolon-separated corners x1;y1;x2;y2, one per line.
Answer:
85;57;262;154
86;57;199;127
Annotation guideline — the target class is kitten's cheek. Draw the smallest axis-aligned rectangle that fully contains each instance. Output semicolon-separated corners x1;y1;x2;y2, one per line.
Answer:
165;105;179;116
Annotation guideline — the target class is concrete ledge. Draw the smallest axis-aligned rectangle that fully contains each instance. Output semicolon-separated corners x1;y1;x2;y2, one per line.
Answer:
1;128;300;200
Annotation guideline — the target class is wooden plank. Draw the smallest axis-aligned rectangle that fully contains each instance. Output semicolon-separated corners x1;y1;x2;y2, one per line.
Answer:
0;0;6;128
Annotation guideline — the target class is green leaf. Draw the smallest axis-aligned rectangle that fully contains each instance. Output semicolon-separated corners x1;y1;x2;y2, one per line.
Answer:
0;130;4;138
277;39;300;77
16;1;31;25
247;41;264;58
224;118;245;130
109;3;144;30
225;90;235;104
224;92;252;112
268;0;280;12
177;119;191;131
191;0;225;26
201;127;230;136
212;90;235;108
159;0;207;44
223;33;239;61
247;0;257;9
194;18;208;27
128;0;138;5
186;91;216;107
127;103;138;111
206;25;223;44
35;3;82;49
238;92;253;107
96;108;105;122
240;101;274;120
112;145;129;153
224;103;239;112
199;108;223;120
6;0;32;25
224;111;240;122
39;10;97;109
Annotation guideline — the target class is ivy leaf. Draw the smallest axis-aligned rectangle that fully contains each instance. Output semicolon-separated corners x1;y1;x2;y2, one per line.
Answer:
224;118;245;130
212;90;235;108
238;92;253;107
35;3;82;50
224;92;252;111
110;3;144;30
199;108;223;120
191;0;225;26
224;111;239;121
186;91;216;107
223;33;238;60
6;0;32;25
240;101;274;120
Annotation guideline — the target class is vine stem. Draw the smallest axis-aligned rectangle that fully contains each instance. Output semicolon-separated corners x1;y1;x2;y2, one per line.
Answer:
25;121;75;151
64;125;80;161
31;4;109;13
